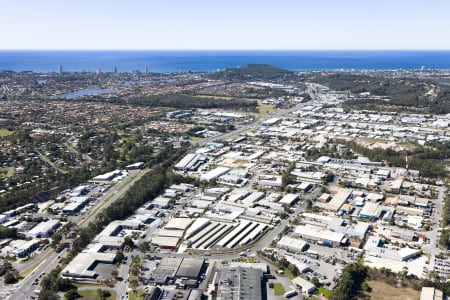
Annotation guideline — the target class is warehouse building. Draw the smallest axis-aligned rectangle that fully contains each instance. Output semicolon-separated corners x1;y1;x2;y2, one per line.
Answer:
279;193;299;207
200;167;230;182
326;189;352;211
27;219;61;238
8;239;40;258
294;224;346;247
175;258;205;280
359;202;381;220
174;153;207;171
277;236;308;253
62;196;90;214
61;252;116;279
292;276;316;295
151;257;205;285
216;266;264;300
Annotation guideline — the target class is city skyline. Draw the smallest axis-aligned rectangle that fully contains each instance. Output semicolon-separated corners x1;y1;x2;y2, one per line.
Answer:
1;0;450;50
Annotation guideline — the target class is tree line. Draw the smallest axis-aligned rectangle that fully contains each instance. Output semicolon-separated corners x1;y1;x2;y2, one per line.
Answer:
341;140;449;178
97;94;258;111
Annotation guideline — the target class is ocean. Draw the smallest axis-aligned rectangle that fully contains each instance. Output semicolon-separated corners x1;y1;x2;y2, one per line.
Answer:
1;50;450;73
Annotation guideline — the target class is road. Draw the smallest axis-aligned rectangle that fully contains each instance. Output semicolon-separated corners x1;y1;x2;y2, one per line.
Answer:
3;169;147;300
36;150;67;174
421;186;447;256
65;136;94;162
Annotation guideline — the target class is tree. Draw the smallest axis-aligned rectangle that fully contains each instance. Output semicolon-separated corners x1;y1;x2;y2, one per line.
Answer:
139;241;150;252
111;270;119;279
439;231;450;249
64;288;80;300
115;250;125;264
3;271;19;284
123;237;134;249
287;264;299;277
311;276;321;288
330;263;368;300
39;290;60;300
97;289;111;300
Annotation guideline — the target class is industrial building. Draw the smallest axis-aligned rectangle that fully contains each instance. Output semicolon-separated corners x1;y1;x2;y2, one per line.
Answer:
6;239;40;258
144;286;163;300
185;219;269;250
175;258;205;280
151;257;205;285
174;153;207;171
92;170;125;181
292;276;317;295
27;219;61;238
294;224;346;247
359;202;381;220
326;188;352;211
200;167;230;182
62;196;89;214
363;236;420;261
216;266;264;300
278;193;299;207
70;185;89;197
61;251;116;279
148;196;172;209
277;236;308;253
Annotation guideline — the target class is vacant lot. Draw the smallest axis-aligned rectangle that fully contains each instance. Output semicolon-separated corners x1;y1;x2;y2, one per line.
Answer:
0;128;14;137
367;281;420;300
273;282;286;295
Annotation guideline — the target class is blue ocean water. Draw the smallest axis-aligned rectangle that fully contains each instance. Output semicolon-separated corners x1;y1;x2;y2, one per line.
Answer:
1;50;450;73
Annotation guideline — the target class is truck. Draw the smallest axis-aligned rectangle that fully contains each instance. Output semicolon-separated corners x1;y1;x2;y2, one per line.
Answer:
284;290;298;298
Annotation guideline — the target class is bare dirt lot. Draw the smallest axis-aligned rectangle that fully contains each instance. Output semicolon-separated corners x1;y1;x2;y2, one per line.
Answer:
367;280;420;300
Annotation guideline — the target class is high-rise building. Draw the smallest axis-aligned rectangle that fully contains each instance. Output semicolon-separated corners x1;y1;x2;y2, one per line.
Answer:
114;66;118;74
58;65;63;74
144;65;148;75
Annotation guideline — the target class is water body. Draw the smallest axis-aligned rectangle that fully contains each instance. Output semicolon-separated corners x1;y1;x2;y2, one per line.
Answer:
56;88;118;99
1;50;450;73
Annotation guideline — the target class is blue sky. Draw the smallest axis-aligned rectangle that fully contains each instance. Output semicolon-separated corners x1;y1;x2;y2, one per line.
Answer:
1;0;449;50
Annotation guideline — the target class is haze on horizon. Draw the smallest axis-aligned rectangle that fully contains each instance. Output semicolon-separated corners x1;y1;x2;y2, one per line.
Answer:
1;0;450;51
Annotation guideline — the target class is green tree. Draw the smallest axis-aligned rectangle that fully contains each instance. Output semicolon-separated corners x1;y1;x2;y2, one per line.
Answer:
97;289;111;300
39;290;60;300
3;271;19;284
64;288;80;300
115;250;125;264
311;276;321;288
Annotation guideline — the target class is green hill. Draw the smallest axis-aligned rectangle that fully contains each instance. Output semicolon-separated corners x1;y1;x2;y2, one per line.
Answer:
208;64;294;82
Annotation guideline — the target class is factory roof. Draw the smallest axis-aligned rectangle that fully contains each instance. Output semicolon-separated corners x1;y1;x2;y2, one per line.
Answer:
61;252;115;278
165;218;193;230
175;258;205;279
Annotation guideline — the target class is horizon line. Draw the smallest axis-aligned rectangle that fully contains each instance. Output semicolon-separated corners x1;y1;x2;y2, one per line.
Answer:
1;49;450;52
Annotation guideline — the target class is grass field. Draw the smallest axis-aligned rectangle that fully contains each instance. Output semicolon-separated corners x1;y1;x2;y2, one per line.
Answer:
0;128;14;137
128;288;146;300
78;289;116;300
258;104;276;114
0;167;9;178
189;136;204;142
367;281;420;300
273;282;286;296
318;286;332;298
